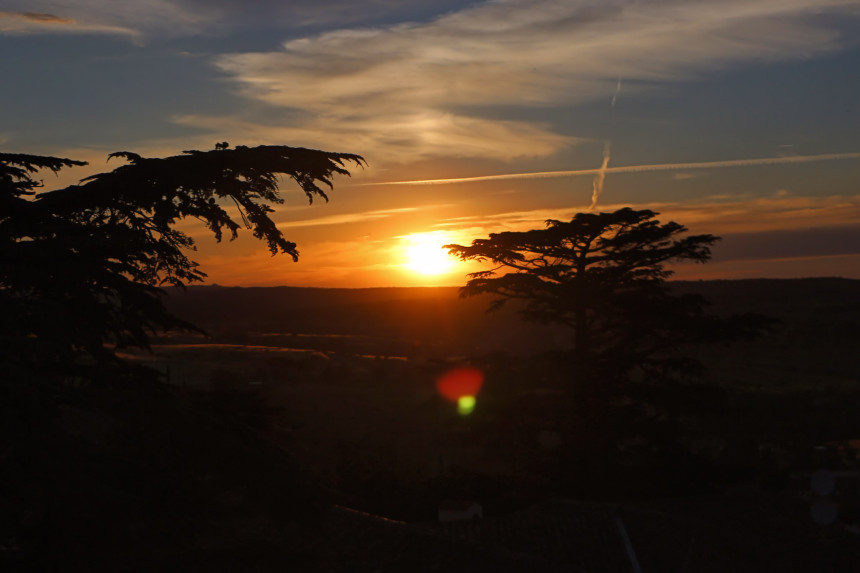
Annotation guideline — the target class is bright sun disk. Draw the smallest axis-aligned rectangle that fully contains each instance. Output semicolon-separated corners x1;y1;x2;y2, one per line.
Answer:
403;234;455;275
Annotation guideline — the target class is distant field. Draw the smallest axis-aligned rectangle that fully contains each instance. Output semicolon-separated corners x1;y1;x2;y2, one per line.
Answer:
161;278;860;389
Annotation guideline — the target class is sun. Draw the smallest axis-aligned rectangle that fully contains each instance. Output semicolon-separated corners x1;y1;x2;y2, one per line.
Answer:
403;233;456;276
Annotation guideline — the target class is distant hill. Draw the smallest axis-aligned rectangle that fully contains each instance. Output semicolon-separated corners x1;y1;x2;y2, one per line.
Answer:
161;277;860;361
669;277;860;320
165;277;860;330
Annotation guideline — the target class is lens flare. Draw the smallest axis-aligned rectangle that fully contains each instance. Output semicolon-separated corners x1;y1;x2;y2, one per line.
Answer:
437;367;484;415
457;395;477;415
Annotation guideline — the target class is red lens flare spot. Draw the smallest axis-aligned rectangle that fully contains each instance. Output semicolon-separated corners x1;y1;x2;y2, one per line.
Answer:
436;367;484;402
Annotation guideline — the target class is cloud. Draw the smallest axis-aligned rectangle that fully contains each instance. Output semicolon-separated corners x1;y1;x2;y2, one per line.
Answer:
431;205;626;235
194;193;860;286
172;0;477;30
10;12;74;24
428;193;860;240
209;0;860;163
0;1;216;39
400;193;860;282
0;9;138;37
0;1;487;42
275;206;422;229
713;226;860;262
659;194;860;235
172;110;575;164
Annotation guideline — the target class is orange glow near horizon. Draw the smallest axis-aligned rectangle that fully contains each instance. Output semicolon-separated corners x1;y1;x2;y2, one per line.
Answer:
178;191;860;288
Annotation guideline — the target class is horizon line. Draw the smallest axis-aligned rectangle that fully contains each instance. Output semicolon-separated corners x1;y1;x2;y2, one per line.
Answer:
193;275;858;290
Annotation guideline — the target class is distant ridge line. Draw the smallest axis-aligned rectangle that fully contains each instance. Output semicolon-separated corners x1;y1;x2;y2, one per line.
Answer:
186;277;858;291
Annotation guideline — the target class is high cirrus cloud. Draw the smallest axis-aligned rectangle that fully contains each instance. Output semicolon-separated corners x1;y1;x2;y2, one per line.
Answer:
0;1;484;39
170;110;574;163
5;12;74;24
431;193;860;242
0;1;209;38
210;0;860;163
0;9;138;36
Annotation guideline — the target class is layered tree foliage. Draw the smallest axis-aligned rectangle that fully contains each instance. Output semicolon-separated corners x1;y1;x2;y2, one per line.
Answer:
1;145;363;381
446;207;768;379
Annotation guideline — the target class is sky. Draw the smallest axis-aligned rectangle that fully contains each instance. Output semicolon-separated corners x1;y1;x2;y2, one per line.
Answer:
2;0;859;287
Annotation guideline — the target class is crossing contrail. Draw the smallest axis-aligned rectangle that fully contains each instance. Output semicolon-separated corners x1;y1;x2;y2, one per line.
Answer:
368;151;860;186
611;79;622;107
589;141;611;211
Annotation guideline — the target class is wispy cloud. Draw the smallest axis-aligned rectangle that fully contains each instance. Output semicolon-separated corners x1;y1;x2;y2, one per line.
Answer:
172;112;574;164
371;151;860;186
1;1;483;41
431;205;634;237
428;193;860;239
193;193;860;286
276;206;430;229
174;0;478;30
660;194;860;235
0;1;219;39
210;0;860;163
426;193;860;280
0;9;138;38
8;12;74;24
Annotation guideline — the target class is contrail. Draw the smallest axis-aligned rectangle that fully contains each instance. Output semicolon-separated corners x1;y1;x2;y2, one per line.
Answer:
589;141;611;211
368;151;860;186
611;79;622;107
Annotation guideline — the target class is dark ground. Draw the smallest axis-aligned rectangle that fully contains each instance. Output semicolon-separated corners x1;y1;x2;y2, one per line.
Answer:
3;278;859;571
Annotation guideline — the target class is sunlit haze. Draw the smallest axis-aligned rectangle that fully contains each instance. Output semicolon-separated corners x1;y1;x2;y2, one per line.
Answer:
3;1;859;287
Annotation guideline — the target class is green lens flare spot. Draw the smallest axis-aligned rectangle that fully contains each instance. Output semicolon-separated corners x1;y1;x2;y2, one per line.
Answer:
457;395;476;416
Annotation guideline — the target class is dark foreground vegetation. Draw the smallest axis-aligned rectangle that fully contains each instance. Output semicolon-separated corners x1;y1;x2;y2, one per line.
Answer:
6;278;858;571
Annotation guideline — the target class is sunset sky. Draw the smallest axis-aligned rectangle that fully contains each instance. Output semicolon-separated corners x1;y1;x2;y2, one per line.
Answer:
3;0;859;287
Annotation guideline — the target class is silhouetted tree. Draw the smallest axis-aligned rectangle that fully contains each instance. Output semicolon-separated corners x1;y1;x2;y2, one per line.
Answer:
1;145;363;381
446;207;767;380
2;146;364;568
